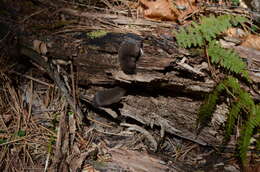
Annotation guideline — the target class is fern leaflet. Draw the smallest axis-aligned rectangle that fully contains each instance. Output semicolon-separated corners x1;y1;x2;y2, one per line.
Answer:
208;41;249;81
239;105;260;165
175;14;248;48
197;77;259;165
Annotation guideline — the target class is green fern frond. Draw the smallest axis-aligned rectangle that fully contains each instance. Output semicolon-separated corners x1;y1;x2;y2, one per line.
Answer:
198;89;219;125
248;105;260;127
230;15;248;26
256;127;260;151
224;78;259;165
197;81;225;126
225;102;241;140
238;91;255;109
224;77;254;108
239;119;254;165
175;14;248;48
221;77;254;140
174;14;249;81
198;77;259;165
257;138;260;151
222;76;241;94
239;105;260;165
208;42;250;81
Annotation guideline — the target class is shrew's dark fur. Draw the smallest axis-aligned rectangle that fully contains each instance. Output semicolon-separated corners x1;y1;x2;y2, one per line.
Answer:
93;87;126;107
118;38;142;74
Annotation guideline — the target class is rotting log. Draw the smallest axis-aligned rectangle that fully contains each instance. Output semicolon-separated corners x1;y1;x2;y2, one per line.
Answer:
76;32;222;147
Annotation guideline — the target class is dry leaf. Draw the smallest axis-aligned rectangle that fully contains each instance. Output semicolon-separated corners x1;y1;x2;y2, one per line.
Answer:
174;0;198;21
241;34;260;51
138;0;197;22
139;0;178;21
224;28;260;51
33;40;48;55
224;28;248;38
